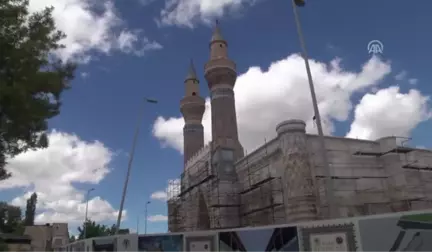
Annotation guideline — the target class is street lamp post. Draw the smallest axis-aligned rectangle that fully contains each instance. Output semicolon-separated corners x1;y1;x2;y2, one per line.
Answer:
144;201;150;234
83;188;95;239
115;98;158;234
290;0;337;218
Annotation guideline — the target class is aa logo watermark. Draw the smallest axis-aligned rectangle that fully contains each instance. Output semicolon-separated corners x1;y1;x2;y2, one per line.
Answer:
367;40;383;55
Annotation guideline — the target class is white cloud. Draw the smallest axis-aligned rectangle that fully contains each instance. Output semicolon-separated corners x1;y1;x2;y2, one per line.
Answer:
148;179;179;225
395;70;407;81
150;191;167;201
346;87;431;140
117;30;163;56
81;72;89;79
409;78;418;85
158;0;258;27
153;54;397;153
2;130;125;224
394;71;418;86
150;179;180;201
28;0;162;63
147;214;168;222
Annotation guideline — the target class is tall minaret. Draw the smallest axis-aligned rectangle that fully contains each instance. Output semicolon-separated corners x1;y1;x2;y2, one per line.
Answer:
180;60;206;166
204;21;243;159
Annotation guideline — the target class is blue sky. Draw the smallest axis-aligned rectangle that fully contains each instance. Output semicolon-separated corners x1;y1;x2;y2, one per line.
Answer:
1;0;432;235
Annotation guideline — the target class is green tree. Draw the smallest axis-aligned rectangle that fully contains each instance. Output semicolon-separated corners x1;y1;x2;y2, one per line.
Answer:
0;0;76;179
69;235;76;243
77;220;116;239
0;202;22;234
24;192;37;226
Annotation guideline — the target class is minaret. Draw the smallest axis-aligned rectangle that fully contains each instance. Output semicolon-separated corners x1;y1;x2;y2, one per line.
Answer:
204;21;243;159
180;60;206;166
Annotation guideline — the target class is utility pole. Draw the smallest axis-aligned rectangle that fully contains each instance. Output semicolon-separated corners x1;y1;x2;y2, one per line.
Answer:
144;201;150;234
290;0;337;218
115;98;158;234
83;188;95;239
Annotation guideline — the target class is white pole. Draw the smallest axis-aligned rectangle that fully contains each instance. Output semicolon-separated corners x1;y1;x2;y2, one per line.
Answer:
291;0;337;218
83;188;95;239
115;99;158;234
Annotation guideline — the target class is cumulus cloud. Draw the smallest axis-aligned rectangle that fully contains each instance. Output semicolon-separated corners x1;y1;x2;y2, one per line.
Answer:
150;191;167;201
150;179;181;201
153;54;401;153
117;30;163;56
148;179;180;224
346;87;431;140
409;78;418;85
1;130;124;224
394;70;407;81
158;0;258;27
28;0;162;63
147;214;168;222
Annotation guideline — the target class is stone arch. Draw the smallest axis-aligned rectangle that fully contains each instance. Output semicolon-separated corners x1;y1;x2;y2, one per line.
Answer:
196;189;211;230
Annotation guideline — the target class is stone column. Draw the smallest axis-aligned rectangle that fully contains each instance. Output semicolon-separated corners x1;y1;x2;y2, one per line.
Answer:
276;119;318;222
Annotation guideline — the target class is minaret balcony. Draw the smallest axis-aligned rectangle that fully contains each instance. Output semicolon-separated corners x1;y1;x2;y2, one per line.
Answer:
204;58;236;75
180;96;205;119
180;95;205;107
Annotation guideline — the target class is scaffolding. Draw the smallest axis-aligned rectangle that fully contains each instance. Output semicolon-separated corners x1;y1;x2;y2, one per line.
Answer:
396;143;432;209
310;136;432;218
166;144;240;232
167;135;432;232
236;139;285;227
352;137;432;211
167;179;182;232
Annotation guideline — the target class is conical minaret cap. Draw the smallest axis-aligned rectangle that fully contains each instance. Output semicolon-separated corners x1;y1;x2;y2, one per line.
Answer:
211;19;224;42
185;59;198;82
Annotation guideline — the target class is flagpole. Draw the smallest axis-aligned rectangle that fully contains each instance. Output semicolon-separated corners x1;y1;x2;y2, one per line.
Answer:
291;0;337;218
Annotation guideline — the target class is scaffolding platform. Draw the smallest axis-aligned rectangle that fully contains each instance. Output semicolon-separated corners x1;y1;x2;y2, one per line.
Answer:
353;146;414;157
178;174;215;197
239;177;275;195
237;139;286;227
242;203;284;217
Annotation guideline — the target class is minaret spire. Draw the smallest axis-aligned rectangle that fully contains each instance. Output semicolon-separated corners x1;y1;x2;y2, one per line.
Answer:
211;20;224;43
185;59;197;81
180;59;205;167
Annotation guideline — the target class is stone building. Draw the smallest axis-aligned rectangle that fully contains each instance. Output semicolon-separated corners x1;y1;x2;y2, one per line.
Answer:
167;22;432;232
24;223;69;251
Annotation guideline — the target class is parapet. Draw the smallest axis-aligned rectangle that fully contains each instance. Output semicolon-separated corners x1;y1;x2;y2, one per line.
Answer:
185;142;212;170
276;119;306;135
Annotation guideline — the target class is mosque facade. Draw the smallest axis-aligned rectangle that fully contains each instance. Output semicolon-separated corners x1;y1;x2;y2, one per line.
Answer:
167;23;432;232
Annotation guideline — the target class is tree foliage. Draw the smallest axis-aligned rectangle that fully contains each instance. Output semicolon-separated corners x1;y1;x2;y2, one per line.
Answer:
0;202;22;234
0;0;76;180
0;193;38;235
69;235;76;243
77;220;116;239
24;192;37;226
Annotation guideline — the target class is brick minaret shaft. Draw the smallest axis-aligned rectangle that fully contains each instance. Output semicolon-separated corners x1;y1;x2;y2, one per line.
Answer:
204;21;244;159
180;60;206;167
